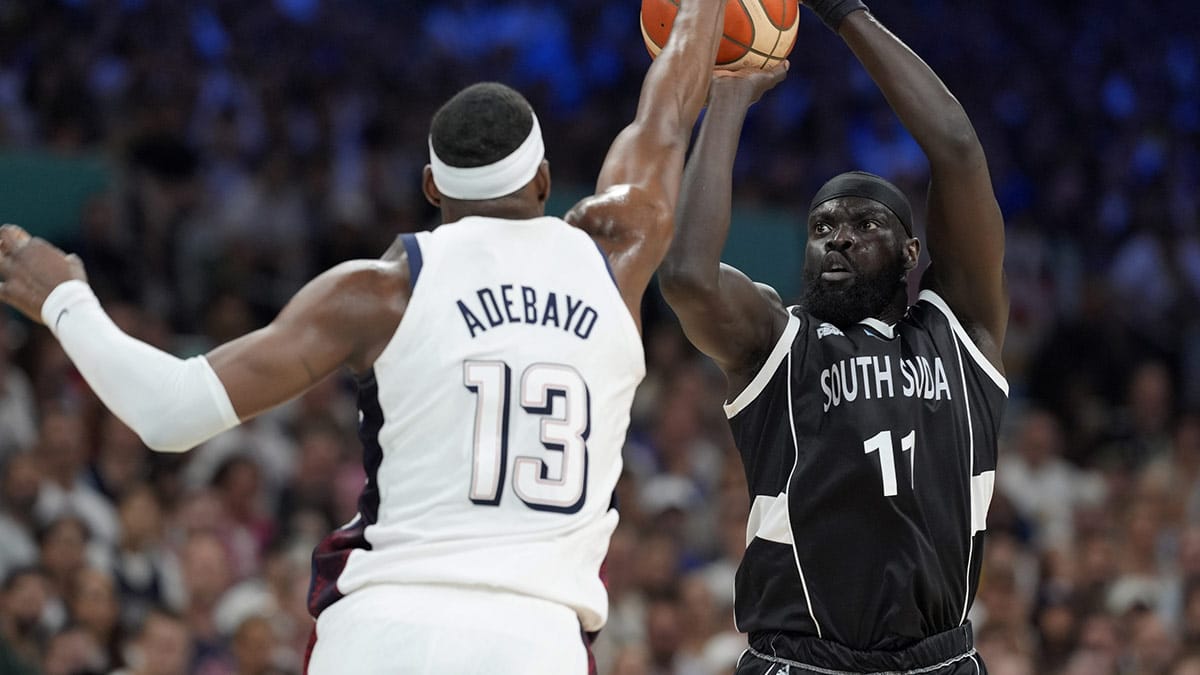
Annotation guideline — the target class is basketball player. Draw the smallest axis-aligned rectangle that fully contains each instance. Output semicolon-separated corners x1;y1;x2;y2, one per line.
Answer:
0;0;727;671
659;2;1007;674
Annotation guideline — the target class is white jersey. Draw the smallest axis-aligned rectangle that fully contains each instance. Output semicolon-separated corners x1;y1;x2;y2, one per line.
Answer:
308;216;644;632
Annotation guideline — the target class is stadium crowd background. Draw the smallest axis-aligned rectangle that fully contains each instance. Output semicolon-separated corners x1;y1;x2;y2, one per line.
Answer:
0;0;1198;673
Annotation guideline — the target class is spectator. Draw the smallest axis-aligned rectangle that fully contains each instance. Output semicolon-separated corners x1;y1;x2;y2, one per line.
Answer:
111;485;187;631
41;624;106;675
37;515;101;626
998;409;1106;552
66;567;121;671
0;453;42;580
32;407;120;548
112;609;193;675
87;412;150;503
178;532;235;672
229;614;288;675
0;315;37;460
0;568;51;675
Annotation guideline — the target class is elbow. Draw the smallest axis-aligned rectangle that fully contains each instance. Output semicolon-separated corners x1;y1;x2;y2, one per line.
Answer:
133;407;205;453
658;262;715;304
139;427;196;454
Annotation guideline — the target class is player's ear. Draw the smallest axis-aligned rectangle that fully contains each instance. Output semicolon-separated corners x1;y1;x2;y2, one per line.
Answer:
422;165;442;208
533;160;551;205
903;237;921;271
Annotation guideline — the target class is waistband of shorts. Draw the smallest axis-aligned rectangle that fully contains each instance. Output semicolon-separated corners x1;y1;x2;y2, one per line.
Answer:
747;623;975;674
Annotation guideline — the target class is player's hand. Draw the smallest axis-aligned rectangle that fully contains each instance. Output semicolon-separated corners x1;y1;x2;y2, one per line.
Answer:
711;61;789;107
0;224;88;325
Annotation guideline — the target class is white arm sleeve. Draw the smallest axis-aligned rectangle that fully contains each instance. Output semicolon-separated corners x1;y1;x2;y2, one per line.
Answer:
41;280;241;453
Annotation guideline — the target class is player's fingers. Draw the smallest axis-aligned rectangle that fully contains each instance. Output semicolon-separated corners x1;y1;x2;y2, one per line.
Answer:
0;281;41;325
66;254;89;283
0;224;31;257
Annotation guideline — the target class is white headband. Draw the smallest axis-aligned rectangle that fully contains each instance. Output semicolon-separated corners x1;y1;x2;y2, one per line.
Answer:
429;113;545;201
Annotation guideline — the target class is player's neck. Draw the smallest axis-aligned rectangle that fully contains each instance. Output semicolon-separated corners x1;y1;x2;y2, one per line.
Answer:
874;292;909;325
441;199;545;224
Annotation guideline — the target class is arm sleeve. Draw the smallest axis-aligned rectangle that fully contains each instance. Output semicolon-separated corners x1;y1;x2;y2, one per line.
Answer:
41;280;241;453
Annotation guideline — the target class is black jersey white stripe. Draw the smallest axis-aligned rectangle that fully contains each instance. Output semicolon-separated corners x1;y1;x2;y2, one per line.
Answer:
728;291;1007;650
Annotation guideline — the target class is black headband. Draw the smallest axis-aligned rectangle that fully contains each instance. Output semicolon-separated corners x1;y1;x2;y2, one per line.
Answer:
809;171;913;236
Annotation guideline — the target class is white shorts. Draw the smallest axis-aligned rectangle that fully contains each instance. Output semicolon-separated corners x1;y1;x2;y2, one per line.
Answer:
307;584;590;674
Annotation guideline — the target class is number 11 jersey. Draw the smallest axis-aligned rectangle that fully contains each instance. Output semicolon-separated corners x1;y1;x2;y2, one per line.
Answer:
728;291;1007;651
308;216;644;633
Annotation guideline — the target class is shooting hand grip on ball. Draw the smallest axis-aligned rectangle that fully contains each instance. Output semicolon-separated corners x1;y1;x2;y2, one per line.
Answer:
641;0;798;69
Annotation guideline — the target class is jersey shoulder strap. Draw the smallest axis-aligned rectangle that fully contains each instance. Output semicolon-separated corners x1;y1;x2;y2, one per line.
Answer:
724;307;806;419
912;289;1008;396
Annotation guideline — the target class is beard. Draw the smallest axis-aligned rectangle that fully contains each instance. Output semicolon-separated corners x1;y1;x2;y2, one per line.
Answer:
800;251;907;328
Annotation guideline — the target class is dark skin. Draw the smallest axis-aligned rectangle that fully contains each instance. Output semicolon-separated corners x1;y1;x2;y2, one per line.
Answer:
659;9;1007;400
0;0;726;423
804;197;920;321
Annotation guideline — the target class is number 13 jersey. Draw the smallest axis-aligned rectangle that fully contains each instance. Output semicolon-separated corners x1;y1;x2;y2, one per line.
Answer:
308;216;644;633
728;291;1007;650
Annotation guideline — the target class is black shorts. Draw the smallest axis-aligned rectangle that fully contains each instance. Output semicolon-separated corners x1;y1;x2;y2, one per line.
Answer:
736;624;985;675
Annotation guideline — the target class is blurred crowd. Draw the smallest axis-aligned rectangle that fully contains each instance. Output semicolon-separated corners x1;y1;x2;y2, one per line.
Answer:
0;0;1198;674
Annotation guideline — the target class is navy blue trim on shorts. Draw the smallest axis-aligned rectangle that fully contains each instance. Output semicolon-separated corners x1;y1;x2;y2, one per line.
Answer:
401;233;423;291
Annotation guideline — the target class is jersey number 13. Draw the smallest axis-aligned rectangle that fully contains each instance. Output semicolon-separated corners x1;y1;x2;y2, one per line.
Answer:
463;360;591;514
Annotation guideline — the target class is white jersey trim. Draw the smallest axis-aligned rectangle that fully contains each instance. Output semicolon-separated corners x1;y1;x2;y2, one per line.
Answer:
858;317;896;339
916;290;1009;396
745;493;793;547
784;349;822;638
970;471;996;536
954;335;977;626
724;311;801;419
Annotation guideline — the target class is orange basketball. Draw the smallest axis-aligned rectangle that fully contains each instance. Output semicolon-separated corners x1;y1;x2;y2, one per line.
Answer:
640;0;799;69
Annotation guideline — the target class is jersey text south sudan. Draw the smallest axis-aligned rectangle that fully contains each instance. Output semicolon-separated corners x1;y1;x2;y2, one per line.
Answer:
455;284;599;339
726;290;1007;651
820;354;952;411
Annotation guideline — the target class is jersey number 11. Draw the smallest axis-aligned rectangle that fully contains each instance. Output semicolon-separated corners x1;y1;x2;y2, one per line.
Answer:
863;429;916;497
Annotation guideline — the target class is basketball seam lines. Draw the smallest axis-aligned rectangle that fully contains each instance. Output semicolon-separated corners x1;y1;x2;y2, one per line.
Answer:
651;0;793;64
722;0;758;66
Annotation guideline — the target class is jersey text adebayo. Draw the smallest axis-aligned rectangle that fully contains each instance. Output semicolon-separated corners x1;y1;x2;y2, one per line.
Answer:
456;284;599;340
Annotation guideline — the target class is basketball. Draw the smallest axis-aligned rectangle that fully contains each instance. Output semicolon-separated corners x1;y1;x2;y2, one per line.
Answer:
640;0;799;69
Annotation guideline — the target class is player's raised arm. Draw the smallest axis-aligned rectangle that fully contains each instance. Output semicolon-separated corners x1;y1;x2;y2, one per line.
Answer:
0;224;406;452
821;3;1008;365
658;66;790;388
565;0;725;329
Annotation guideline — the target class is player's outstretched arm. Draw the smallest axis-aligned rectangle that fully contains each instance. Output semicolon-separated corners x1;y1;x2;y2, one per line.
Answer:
204;255;406;419
658;66;791;388
565;0;725;330
822;5;1007;365
0;224;405;452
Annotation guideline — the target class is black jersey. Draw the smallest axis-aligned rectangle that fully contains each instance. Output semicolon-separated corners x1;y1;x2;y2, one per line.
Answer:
728;289;1007;651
